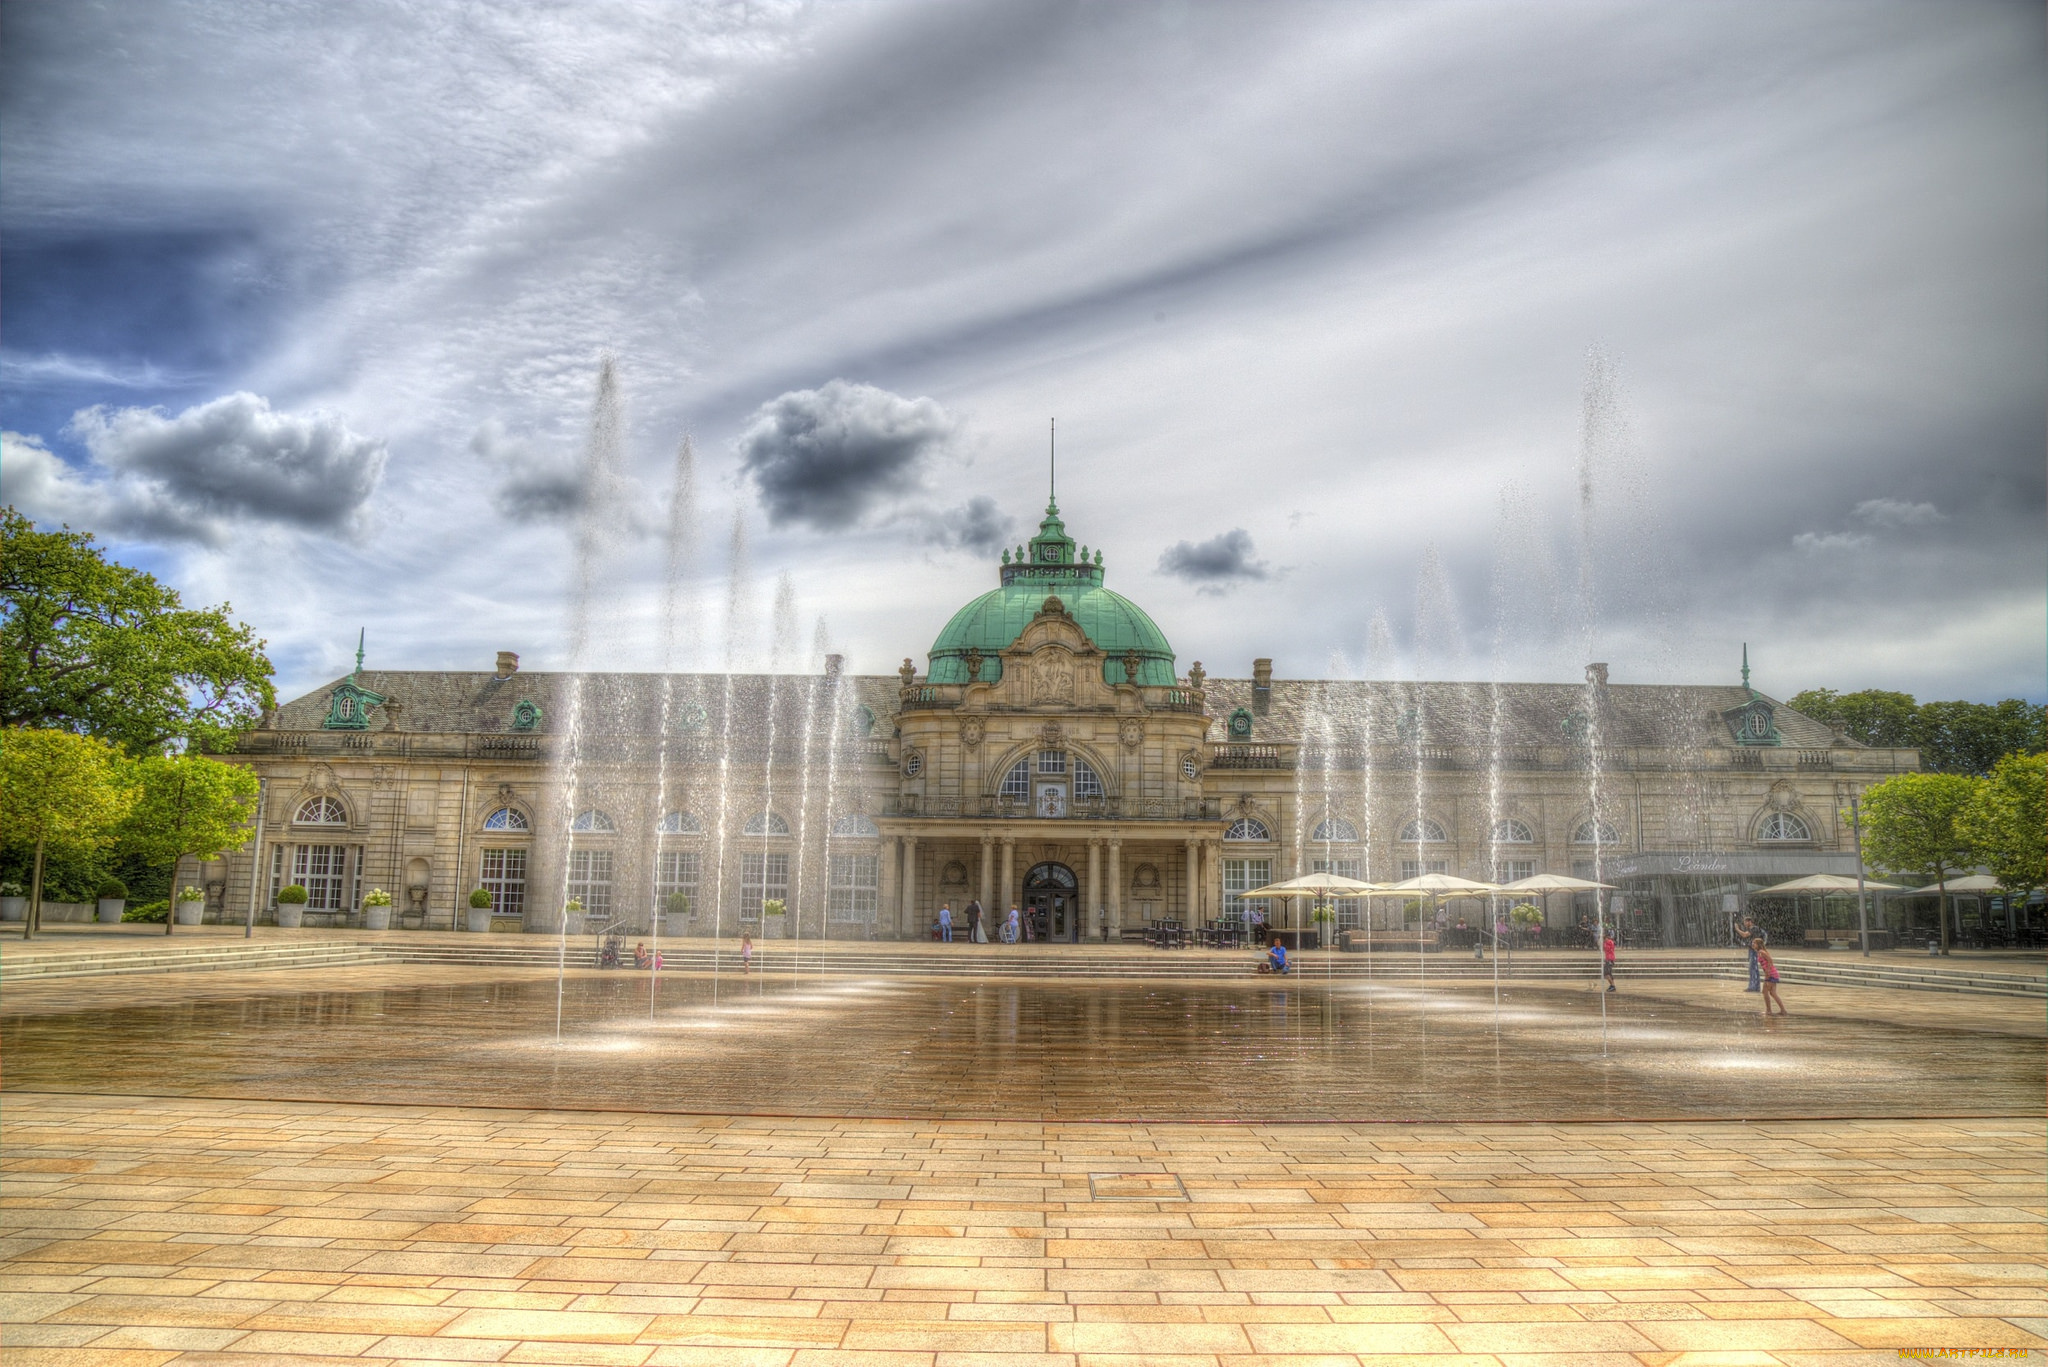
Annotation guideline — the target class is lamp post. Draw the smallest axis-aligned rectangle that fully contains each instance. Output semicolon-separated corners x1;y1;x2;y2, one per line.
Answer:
1849;794;1870;958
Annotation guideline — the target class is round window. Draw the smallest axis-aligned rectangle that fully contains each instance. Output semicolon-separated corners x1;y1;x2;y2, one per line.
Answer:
1181;753;1200;781
903;750;924;778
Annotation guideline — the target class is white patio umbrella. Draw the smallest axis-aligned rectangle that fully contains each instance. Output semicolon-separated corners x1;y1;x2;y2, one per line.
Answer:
1902;874;2002;895
1495;874;1616;953
1239;873;1383;951
1757;873;1907;954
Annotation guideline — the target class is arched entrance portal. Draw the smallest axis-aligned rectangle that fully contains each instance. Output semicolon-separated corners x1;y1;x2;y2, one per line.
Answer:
1022;862;1080;943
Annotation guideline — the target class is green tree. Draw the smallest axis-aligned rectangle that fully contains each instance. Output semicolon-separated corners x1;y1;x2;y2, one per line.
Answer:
0;508;276;754
114;755;261;935
1915;699;2048;777
1957;752;2046;896
1858;772;1982;954
1787;688;1920;748
0;728;134;937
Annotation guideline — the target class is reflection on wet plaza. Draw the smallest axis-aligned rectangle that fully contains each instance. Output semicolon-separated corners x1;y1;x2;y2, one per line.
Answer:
8;968;2039;1122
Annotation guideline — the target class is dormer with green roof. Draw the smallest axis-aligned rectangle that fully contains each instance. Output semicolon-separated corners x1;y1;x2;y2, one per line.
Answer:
928;496;1177;687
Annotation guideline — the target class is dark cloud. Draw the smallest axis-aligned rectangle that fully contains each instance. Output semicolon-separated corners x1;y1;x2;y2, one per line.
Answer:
470;420;581;524
737;380;957;530
901;495;1015;555
3;393;384;544
1157;529;1269;593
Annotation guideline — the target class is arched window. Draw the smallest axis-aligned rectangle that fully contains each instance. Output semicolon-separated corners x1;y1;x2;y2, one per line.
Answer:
570;809;617;833
1225;818;1272;842
1757;811;1812;842
482;806;530;831
1399;818;1448;843
744;811;791;836
1311;818;1358;842
1491;818;1534;844
296;795;347;825
999;758;1031;802
832;813;878;837
1571;819;1619;846
1073;756;1104;800
656;812;701;835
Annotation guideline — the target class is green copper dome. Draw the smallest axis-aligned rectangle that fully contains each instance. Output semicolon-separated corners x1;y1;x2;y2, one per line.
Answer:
928;499;1176;687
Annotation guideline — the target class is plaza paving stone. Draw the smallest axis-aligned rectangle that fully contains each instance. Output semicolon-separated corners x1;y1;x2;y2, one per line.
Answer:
3;1092;2044;1364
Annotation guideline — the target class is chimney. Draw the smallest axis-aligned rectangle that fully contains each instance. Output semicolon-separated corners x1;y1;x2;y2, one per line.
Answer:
824;654;844;677
1586;662;1608;687
495;651;519;678
1252;658;1273;714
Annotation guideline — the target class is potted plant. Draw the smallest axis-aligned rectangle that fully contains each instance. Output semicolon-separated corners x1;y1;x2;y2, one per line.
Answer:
175;884;209;925
1;880;25;923
762;897;786;918
1309;901;1336;951
467;887;493;933
361;886;393;931
561;896;584;935
96;876;128;924
273;883;307;928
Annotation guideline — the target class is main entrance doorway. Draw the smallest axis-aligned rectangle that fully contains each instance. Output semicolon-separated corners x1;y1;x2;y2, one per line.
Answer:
1022;862;1080;943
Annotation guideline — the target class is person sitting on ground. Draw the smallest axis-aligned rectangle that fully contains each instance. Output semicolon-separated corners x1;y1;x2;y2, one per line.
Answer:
1267;939;1289;975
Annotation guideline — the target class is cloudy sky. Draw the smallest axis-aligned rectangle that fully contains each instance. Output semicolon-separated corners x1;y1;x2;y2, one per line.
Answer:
4;0;2042;703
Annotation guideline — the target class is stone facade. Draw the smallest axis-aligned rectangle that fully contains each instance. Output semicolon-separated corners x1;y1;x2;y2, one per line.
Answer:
190;507;1920;946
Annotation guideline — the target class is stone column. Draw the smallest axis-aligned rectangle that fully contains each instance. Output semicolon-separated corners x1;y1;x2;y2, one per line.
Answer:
1107;838;1123;939
999;837;1015;916
1184;840;1200;925
900;835;918;939
979;834;993;914
1087;838;1102;941
878;836;899;939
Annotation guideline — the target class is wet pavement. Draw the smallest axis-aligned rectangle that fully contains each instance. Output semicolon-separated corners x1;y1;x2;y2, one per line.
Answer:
5;968;2039;1122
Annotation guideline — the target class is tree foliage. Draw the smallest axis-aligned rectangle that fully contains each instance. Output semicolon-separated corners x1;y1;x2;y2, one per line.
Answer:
115;755;261;869
1857;772;1983;954
0;508;275;755
1788;686;2045;775
0;727;135;934
1957;752;2046;895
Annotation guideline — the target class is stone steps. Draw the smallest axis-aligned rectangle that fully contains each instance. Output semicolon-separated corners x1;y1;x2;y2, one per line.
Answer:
4;938;2039;998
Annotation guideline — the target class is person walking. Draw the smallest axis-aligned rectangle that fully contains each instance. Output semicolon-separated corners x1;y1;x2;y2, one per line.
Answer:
966;899;986;944
1754;938;1786;1016
1602;931;1617;992
739;932;753;975
938;903;954;943
1739;915;1764;992
1005;905;1021;944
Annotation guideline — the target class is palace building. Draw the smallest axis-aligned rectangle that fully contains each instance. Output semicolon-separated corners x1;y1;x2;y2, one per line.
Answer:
194;496;1921;947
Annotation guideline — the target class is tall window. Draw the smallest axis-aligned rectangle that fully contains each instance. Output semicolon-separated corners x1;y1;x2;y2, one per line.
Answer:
740;852;789;920
743;812;790;836
1223;858;1272;923
1037;749;1067;774
1399;859;1447;881
1000;759;1031;801
296;795;346;825
1757;811;1812;841
1399;818;1448;842
483;807;529;831
1073;756;1104;800
828;854;879;921
654;851;699;915
567;849;614;916
1225;818;1271;841
1494;859;1535;884
1313;857;1363;928
1312;818;1359;842
1491;818;1534;843
479;848;527;917
292;844;351;909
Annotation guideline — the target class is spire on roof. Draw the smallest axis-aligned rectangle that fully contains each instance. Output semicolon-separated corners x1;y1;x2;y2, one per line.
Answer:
1741;643;1752;698
353;628;366;684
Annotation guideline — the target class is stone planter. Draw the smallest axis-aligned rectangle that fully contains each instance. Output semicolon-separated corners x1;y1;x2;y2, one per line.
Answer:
97;898;126;924
175;898;206;926
560;912;584;936
0;896;25;923
274;903;303;928
466;907;492;933
362;904;391;931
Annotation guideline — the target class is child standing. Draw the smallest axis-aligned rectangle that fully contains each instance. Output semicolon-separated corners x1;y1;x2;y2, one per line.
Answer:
740;933;753;975
1754;938;1785;1016
1602;932;1617;992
